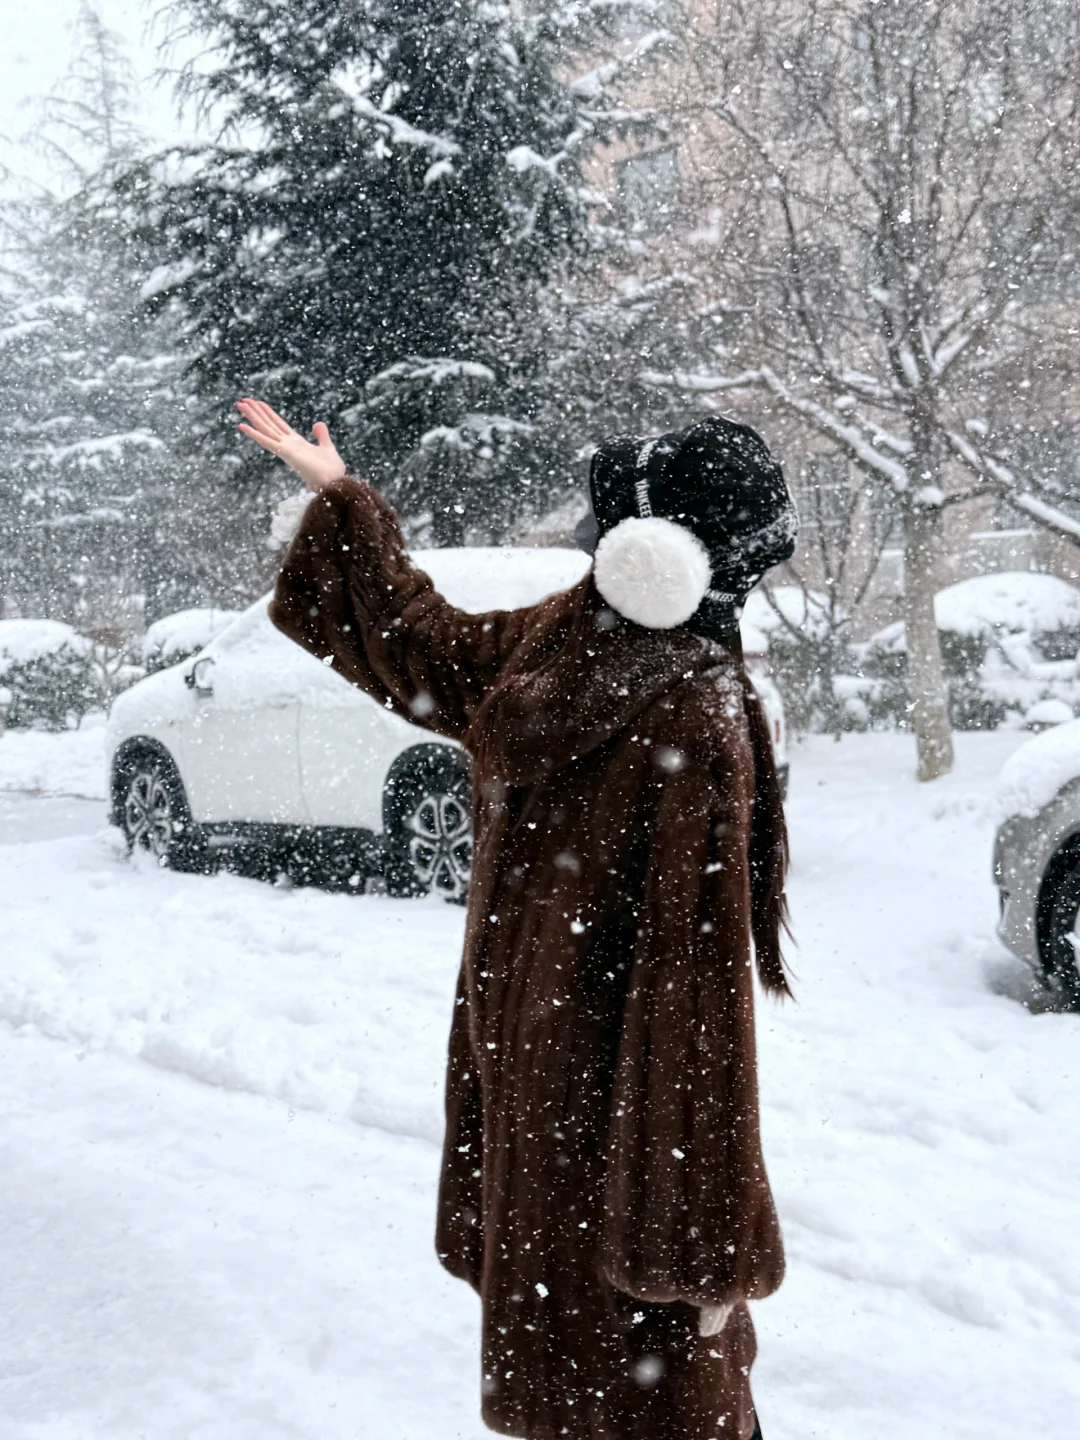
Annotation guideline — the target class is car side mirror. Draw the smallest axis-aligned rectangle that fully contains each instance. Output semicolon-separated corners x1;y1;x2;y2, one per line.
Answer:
185;656;215;697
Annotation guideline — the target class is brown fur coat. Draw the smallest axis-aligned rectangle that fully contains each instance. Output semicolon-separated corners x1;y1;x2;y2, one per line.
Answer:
270;478;788;1440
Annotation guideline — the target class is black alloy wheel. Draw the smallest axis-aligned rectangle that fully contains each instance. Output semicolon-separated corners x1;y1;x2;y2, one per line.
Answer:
116;748;209;873
384;750;473;901
1036;846;1080;1008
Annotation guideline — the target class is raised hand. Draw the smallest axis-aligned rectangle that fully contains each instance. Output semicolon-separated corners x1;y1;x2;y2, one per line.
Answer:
235;398;347;493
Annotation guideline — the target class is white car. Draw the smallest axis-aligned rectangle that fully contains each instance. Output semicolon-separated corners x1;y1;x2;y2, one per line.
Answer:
993;719;1080;1005
107;549;788;899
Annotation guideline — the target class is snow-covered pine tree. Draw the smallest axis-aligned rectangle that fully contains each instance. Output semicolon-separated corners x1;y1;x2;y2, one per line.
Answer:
122;0;637;542
0;4;157;629
0;4;268;630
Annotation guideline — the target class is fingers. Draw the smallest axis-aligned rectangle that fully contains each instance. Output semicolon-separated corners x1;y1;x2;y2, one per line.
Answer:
311;421;339;452
252;399;293;435
235;401;344;489
237;422;280;454
234;400;276;441
235;398;293;439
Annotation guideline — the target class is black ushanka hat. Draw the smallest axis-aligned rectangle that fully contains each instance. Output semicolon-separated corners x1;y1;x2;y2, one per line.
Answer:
587;416;798;632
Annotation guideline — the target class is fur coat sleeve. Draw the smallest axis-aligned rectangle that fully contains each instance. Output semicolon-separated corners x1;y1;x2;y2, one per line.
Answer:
268;478;532;738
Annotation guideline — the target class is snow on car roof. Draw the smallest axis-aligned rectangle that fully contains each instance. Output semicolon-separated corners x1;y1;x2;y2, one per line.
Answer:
209;545;777;658
412;546;590;612
142;608;242;661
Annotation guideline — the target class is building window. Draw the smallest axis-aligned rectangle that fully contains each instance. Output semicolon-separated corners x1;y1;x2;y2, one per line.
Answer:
616;147;680;231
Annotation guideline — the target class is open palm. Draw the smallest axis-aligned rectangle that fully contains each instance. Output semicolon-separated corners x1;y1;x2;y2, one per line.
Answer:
235;398;347;493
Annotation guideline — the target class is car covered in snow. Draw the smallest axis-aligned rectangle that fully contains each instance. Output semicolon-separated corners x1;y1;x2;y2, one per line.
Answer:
107;548;788;898
141;607;243;673
994;719;1080;1003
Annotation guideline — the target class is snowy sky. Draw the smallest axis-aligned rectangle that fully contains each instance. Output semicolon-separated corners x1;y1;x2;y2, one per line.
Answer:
0;0;196;194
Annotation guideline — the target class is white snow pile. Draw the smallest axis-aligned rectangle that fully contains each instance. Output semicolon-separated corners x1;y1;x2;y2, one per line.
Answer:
0;618;91;673
1;730;1079;1437
935;571;1080;638
995;717;1080;819
1;833;463;1137
0;716;107;799
942;573;1080;726
142;608;243;668
1023;698;1074;730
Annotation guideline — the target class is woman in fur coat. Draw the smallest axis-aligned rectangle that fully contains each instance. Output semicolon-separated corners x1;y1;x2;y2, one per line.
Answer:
237;398;798;1440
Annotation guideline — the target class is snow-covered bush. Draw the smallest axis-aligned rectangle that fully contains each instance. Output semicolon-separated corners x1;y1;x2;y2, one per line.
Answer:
141;608;242;673
0;620;102;730
861;573;1080;731
742;587;860;733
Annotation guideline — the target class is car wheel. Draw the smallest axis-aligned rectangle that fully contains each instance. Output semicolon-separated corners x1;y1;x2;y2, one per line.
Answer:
1036;847;1080;1007
383;749;472;902
115;747;210;874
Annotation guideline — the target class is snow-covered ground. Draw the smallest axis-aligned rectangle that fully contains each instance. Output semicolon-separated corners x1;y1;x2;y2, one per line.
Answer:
0;726;1078;1438
0;712;107;801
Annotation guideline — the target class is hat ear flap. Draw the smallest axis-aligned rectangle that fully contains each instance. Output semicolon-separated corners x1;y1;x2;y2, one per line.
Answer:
593;517;712;630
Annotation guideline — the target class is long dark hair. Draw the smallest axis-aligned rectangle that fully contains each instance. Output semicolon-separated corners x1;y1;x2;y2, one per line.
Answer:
691;604;793;999
740;669;793;997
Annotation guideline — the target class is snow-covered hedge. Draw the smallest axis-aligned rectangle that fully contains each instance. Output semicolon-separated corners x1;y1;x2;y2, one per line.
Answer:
742;587;852;732
741;586;834;645
745;571;1080;735
0;619;101;731
142;608;243;673
859;572;1080;732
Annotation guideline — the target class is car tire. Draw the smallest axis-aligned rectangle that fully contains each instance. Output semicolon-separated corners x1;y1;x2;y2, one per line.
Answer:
114;745;211;874
383;748;472;902
1036;846;1080;1007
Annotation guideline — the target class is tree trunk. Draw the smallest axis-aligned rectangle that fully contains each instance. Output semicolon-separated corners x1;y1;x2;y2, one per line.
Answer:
902;500;954;781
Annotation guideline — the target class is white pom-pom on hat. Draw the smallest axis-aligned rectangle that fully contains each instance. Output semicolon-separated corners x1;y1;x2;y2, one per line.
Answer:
593;516;712;629
268;491;311;548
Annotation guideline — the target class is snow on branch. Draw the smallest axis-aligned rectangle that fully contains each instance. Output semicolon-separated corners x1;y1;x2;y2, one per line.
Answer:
1012;494;1080;543
639;366;762;393
350;96;460;159
506;145;566;176
348;358;498;422
571;28;672;100
0;318;52;348
946;429;1080;545
36;431;164;465
139;259;200;302
757;368;911;492
641;365;911;492
838;369;897;405
419;414;534;452
929;329;973;377
366;358;496;390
